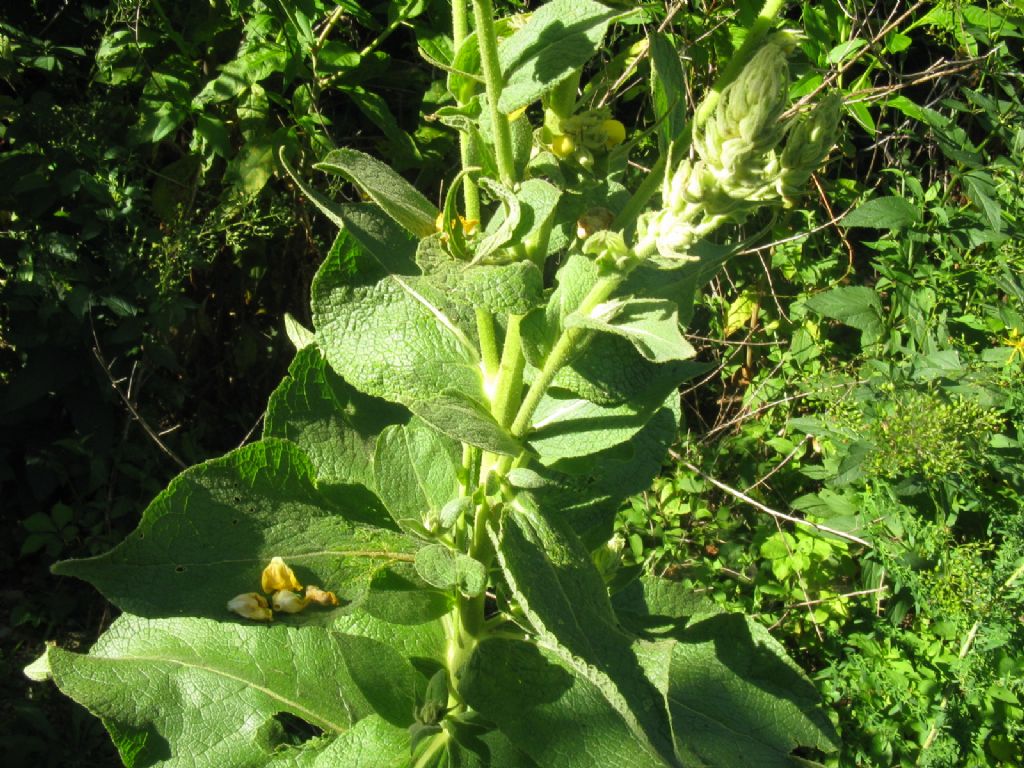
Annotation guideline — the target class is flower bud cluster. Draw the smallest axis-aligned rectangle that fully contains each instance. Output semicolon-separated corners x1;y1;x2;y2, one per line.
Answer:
546;108;627;167
635;35;841;261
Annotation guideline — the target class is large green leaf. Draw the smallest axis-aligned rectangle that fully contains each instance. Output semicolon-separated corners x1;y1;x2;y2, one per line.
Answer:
316;148;438;237
263;345;407;519
310;715;410;767
665;613;839;766
44;614;417;767
497;0;619;112
804;286;884;347
492;502;678;766
460;639;668;768
528;391;657;463
312;241;484;407
533;397;681;547
53;439;416;620
374;421;462;534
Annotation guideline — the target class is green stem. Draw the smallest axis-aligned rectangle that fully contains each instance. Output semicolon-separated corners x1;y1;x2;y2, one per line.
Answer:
453;0;482;220
491;314;525;428
476;308;501;382
508;272;626;440
471;0;517;184
359;0;416;58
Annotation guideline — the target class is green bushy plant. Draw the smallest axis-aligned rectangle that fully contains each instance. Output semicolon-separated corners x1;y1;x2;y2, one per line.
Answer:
25;1;849;765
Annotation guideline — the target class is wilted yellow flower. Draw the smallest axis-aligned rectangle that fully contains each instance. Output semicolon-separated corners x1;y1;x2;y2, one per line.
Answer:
271;590;308;614
261;556;302;594
305;585;340;606
227;593;273;621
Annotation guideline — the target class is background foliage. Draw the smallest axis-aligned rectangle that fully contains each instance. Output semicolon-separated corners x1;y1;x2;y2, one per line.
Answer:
2;0;1021;766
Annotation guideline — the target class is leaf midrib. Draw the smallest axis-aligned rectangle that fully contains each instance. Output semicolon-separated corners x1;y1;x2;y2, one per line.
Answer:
83;652;350;734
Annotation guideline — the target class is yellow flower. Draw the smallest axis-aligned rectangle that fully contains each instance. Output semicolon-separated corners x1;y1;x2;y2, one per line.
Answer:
271;590;308;614
227;593;273;621
261;556;302;594
601;119;626;149
305;585;340;606
551;134;575;159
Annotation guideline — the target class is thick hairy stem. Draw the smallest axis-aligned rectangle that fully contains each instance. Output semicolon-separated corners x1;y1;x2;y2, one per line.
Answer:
491;314;525;428
453;0;481;220
471;0;517;184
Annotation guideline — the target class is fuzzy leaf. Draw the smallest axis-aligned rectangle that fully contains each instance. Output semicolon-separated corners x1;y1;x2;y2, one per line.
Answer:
460;639;669;768
52;440;416;620
528;392;657;463
414;544;487;597
45;615;417;767
374;421;462;534
665;613;838;766
264;345;406;503
492;502;677;765
534;397;680;548
312;241;483;407
498;0;618;112
567;298;695;363
410;390;521;455
316;148;438;237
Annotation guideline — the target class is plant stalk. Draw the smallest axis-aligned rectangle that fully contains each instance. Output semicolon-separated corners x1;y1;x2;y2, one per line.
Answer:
471;0;517;184
453;0;482;220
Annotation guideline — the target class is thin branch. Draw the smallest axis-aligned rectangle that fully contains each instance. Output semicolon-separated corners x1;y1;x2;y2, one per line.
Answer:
675;456;872;548
91;325;186;469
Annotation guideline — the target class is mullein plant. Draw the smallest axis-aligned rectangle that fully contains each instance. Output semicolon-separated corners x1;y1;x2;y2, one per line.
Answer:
29;2;845;766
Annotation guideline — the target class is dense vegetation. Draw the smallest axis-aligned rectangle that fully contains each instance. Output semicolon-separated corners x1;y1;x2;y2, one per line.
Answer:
2;0;1022;766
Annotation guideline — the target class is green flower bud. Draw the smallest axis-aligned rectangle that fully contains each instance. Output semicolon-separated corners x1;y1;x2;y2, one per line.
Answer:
694;37;791;175
778;93;843;202
582;229;636;273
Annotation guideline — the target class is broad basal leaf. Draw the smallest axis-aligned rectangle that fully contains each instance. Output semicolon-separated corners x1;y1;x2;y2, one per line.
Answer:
316;147;438;237
461;639;669;768
491;502;678;766
312;240;484;407
53;439;416;620
665;613;839;766
44;614;417;768
374;420;462;534
497;0;619;112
